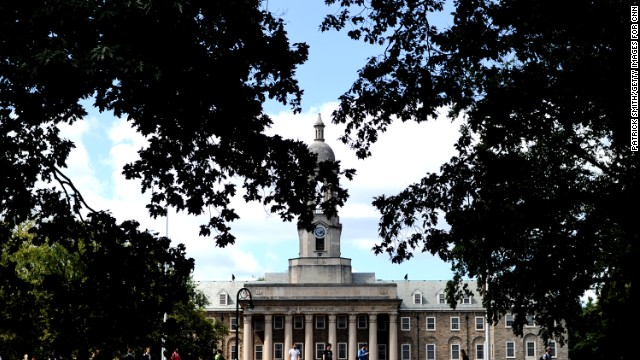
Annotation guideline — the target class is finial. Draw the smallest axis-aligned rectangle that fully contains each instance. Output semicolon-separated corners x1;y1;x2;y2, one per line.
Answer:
314;113;325;142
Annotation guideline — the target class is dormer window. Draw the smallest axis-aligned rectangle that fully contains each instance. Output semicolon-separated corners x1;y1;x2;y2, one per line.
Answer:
438;293;446;304
462;295;472;304
413;292;422;305
219;293;228;305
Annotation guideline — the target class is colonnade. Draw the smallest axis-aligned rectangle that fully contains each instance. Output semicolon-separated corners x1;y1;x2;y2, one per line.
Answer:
238;313;399;360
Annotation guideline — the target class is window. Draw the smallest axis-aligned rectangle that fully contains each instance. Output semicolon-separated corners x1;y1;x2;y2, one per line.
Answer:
451;316;460;331
506;342;515;358
337;343;347;360
358;315;368;329
462;295;472;304
451;344;460;360
274;315;284;329
401;344;411;360
231;317;238;330
377;344;387;360
426;344;436;360
426;317;436;331
255;318;264;331
475;344;484;360
219;293;228;305
401;317;411;331
294;315;304;329
337;315;347;329
274;343;284;360
255;345;263;360
475;317;484;331
315;343;326;360
315;237;325;251
505;314;514;328
549;341;557;357
526;342;536;357
295;343;304;357
438;293;446;304
231;346;237;360
316;315;326;329
378;319;387;331
414;293;422;304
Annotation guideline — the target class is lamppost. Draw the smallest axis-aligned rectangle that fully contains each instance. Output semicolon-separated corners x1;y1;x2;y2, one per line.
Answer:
235;287;254;360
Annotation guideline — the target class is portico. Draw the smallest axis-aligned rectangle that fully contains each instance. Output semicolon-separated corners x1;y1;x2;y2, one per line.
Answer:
238;283;402;360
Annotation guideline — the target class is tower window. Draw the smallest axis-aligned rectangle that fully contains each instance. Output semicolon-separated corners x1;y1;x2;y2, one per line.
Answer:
315;237;325;251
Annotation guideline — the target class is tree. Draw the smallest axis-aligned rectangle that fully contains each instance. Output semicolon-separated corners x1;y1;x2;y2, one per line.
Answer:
0;218;197;360
569;281;632;360
321;0;636;354
0;0;349;251
164;280;228;360
1;1;351;357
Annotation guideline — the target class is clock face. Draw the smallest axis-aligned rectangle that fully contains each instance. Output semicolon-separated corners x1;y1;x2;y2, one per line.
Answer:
313;225;327;238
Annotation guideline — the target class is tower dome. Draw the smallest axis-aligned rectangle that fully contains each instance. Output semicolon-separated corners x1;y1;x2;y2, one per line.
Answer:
308;113;335;163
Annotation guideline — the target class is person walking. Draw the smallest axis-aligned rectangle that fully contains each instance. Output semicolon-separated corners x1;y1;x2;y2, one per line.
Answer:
461;349;469;360
322;345;333;360
142;347;152;360
357;345;368;360
289;345;301;360
171;349;181;360
124;348;134;360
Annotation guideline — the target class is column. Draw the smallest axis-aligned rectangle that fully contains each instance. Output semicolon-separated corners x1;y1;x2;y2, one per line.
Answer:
389;314;398;360
285;314;293;359
305;314;314;360
265;314;273;360
243;313;253;360
368;314;378;360
328;314;337;350
348;314;357;360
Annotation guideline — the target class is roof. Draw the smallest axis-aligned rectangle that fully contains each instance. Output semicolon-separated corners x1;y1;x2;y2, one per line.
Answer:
196;279;483;312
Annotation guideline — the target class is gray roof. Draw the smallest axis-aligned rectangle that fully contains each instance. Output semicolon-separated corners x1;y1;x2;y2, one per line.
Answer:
196;279;483;312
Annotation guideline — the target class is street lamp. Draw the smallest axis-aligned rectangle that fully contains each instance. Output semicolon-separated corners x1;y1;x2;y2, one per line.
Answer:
235;287;254;360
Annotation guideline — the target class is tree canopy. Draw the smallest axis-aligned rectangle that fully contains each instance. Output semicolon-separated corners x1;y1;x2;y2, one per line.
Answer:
322;0;636;353
0;0;348;249
1;1;344;355
0;219;220;360
1;0;636;357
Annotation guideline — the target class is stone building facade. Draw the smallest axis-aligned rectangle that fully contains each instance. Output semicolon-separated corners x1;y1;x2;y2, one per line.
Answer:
196;116;568;360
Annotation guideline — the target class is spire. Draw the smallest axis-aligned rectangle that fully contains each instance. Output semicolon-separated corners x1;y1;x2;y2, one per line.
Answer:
314;113;325;142
309;113;335;163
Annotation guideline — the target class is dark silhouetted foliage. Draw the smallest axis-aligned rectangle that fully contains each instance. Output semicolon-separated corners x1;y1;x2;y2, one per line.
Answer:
322;0;637;355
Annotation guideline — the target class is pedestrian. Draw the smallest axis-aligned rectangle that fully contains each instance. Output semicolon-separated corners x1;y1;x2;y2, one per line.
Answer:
322;344;333;360
541;347;552;360
289;344;301;360
124;348;135;360
461;349;469;360
171;348;181;360
142;347;152;360
357;345;368;360
214;350;225;360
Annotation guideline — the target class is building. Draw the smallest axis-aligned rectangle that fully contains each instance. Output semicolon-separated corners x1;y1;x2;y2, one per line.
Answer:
197;116;568;360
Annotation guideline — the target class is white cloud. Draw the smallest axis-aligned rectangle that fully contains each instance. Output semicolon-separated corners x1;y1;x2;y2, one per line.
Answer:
55;102;461;282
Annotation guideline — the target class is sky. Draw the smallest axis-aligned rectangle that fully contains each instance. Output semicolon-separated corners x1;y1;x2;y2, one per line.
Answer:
57;0;463;282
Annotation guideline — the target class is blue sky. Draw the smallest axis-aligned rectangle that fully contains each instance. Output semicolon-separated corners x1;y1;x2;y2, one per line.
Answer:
58;0;463;282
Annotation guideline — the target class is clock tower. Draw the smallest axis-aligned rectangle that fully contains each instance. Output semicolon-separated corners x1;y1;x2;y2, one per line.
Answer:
288;114;353;284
